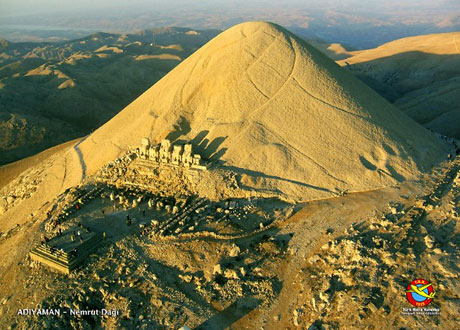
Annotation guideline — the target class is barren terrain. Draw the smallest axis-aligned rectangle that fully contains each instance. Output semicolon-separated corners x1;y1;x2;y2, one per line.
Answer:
0;21;458;330
0;28;219;164
338;32;460;139
0;149;458;329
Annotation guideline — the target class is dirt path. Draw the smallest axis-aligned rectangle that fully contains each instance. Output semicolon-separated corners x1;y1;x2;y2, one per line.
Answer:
72;135;90;181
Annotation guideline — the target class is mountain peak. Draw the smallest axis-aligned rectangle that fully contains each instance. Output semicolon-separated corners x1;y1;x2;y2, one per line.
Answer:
67;22;448;201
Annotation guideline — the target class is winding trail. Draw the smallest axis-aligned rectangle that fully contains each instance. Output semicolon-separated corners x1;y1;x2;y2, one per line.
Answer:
73;135;90;181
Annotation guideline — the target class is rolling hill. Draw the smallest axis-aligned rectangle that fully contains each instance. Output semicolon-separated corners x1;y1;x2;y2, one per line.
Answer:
337;32;460;139
0;21;446;205
0;28;220;165
0;22;455;330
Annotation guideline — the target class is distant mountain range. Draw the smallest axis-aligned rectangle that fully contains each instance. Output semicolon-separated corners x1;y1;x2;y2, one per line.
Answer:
1;27;459;166
0;27;220;165
337;32;460;139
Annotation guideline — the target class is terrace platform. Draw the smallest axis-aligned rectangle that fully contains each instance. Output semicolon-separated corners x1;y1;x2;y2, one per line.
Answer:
29;229;102;274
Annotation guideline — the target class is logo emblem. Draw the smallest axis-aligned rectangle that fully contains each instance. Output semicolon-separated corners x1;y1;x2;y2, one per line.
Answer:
406;279;435;307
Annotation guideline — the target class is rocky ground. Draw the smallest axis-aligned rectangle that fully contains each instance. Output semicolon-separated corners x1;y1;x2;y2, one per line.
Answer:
0;154;458;329
249;155;460;329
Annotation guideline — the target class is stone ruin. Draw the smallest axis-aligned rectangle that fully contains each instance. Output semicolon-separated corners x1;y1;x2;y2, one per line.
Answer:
30;230;102;274
136;138;207;170
95;137;211;196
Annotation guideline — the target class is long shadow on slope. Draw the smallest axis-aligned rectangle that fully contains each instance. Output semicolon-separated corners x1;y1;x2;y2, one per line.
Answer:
41;186;294;327
195;231;289;329
166;116;191;142
128;241;216;316
73;134;90;180
165;128;229;161
191;130;228;160
195;297;261;330
130;238;276;329
175;129;228;161
223;165;334;193
191;130;209;146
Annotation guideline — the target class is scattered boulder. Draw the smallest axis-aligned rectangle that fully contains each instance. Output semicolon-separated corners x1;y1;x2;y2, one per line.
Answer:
179;274;193;283
224;269;239;280
213;264;223;275
293;308;304;326
239;267;246;277
6;196;15;205
424;235;435;249
229;244;240;257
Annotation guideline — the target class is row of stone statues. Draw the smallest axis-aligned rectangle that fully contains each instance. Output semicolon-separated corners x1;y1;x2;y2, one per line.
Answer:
137;138;207;170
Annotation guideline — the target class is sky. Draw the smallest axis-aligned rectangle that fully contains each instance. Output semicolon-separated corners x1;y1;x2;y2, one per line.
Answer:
1;0;203;16
1;0;456;17
0;0;458;47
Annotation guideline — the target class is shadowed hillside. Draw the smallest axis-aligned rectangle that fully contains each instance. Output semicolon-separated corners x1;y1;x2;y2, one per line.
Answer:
0;28;220;165
0;22;456;330
67;21;447;201
337;32;460;139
